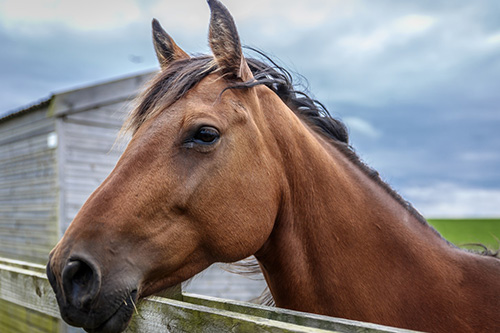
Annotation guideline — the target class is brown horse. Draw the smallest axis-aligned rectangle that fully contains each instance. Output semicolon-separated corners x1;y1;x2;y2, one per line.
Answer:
46;1;500;332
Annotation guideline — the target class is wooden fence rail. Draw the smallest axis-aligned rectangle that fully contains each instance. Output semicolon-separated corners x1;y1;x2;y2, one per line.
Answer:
0;257;418;333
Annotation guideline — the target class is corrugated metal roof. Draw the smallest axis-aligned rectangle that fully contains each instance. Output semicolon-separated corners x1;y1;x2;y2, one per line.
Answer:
0;96;53;124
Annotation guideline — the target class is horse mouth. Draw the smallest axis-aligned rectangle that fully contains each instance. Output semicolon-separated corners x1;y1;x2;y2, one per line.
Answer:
82;290;138;333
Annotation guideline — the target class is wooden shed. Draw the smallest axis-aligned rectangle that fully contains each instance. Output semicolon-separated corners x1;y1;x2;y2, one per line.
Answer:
0;71;265;306
0;72;154;265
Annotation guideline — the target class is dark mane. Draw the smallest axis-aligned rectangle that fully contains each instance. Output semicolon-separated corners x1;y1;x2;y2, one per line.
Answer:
126;49;432;230
126;49;495;258
124;48;498;307
126;49;499;259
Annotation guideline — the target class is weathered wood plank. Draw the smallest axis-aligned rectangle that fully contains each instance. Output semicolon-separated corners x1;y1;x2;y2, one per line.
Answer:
0;240;54;263
65;161;121;175
0;259;419;333
0;204;55;214
0;233;56;248
0;167;55;188
0;119;55;146
62;119;122;140
0;262;61;318
65;106;128;129
0;161;56;180
0;226;56;238
0;299;60;333
0;191;57;203
0;257;46;273
0;107;51;134
0;197;57;208
0;149;55;173
0;210;55;220
126;297;339;333
182;294;418;333
0;219;56;230
64;149;122;164
0;133;51;158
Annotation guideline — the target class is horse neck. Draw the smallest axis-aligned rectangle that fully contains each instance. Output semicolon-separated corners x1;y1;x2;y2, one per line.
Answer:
252;90;497;327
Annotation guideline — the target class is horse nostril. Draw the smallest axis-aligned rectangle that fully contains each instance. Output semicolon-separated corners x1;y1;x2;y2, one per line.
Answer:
62;259;101;310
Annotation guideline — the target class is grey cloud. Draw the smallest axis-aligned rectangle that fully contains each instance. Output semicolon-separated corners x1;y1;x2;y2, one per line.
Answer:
1;0;499;217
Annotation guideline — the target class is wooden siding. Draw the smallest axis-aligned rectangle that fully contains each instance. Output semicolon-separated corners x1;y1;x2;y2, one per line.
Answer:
58;102;131;233
0;108;58;264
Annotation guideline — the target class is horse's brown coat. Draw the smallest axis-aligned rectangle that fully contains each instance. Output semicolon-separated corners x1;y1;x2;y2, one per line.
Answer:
47;1;500;333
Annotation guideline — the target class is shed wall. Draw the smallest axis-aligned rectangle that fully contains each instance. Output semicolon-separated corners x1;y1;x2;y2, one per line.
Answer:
0;108;58;263
58;101;130;232
0;71;266;312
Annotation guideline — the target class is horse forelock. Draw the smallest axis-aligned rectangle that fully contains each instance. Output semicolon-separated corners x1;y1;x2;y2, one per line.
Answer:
124;56;217;134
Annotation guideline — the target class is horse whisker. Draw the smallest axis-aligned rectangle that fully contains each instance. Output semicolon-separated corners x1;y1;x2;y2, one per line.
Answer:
130;295;144;320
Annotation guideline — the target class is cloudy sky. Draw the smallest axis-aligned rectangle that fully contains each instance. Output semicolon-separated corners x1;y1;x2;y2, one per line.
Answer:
1;0;499;217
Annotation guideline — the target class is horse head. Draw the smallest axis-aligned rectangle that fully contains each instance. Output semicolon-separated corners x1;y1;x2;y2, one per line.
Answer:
46;1;283;332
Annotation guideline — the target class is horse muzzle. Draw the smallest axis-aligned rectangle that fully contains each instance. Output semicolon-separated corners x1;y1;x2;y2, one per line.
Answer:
47;255;138;333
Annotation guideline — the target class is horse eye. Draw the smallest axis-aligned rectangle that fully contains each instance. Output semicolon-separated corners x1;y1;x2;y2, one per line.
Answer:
193;126;220;144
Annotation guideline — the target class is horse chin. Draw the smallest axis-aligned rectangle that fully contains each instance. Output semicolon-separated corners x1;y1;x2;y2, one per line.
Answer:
63;289;138;333
83;302;135;333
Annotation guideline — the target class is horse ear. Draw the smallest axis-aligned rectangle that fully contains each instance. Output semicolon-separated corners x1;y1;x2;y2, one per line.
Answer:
152;19;189;69
207;0;253;81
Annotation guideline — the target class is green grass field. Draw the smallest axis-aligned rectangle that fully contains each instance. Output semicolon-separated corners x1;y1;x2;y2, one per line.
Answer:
428;219;500;251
